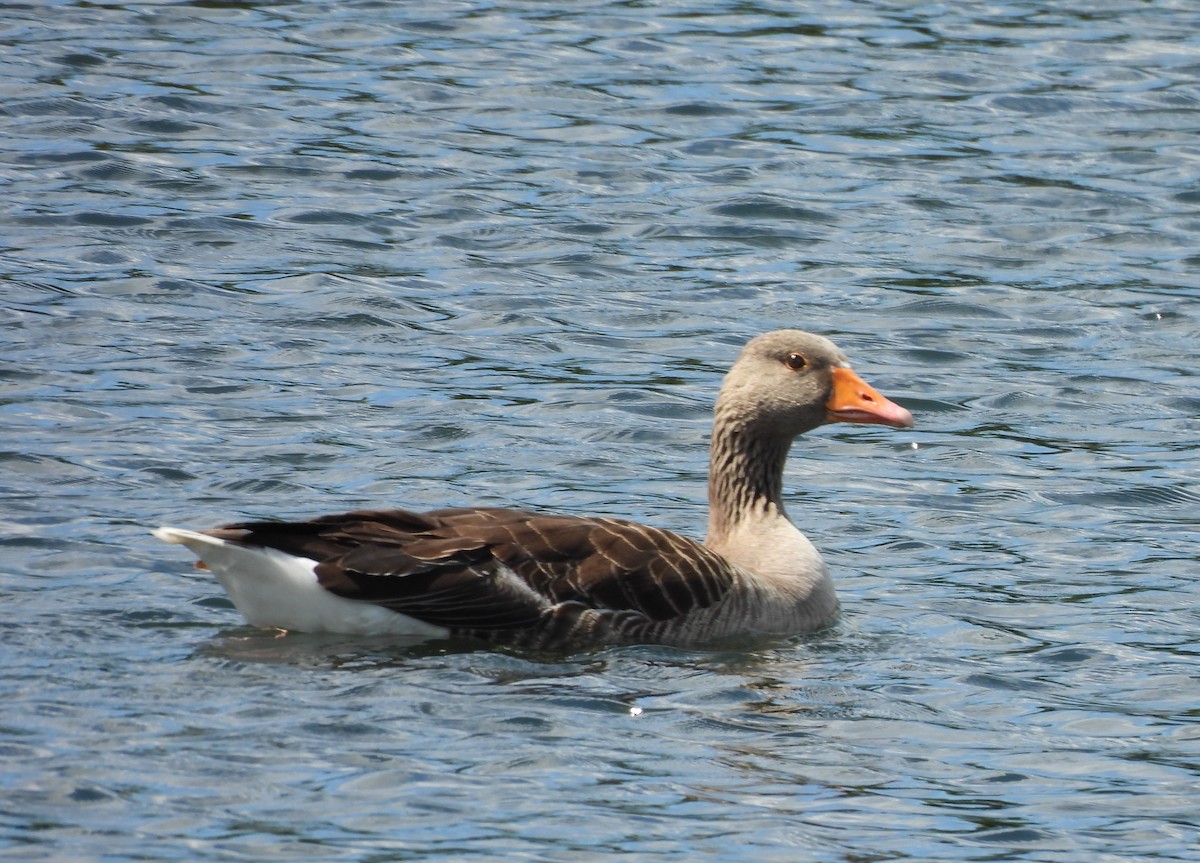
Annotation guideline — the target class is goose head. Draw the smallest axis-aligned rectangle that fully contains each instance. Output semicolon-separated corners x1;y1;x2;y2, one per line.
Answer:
715;329;914;439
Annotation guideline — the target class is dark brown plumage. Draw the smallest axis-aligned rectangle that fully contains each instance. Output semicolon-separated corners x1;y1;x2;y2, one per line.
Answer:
213;507;738;647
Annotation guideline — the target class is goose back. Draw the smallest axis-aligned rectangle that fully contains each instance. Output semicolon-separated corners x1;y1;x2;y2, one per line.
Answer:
214;507;758;648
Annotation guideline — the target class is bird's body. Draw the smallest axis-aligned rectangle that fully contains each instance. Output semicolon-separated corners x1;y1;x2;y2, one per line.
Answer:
156;330;913;650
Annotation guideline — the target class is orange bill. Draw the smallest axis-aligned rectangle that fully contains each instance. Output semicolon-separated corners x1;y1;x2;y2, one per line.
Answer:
825;366;914;428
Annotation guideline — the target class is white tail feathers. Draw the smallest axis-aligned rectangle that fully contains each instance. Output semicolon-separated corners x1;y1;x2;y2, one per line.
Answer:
153;526;448;637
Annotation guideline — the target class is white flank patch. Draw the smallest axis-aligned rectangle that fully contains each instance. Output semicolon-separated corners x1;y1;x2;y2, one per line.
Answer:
153;527;449;638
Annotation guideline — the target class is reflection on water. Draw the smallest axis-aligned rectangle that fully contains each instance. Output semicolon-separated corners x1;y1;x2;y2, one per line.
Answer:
2;1;1197;860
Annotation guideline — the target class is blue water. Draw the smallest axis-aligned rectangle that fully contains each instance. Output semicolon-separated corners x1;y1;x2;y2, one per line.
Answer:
3;1;1198;860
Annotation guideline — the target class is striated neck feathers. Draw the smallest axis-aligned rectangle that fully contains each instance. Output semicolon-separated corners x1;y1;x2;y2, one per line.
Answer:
704;393;806;549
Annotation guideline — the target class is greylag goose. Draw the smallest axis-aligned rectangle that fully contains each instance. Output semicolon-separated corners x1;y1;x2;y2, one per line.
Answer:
155;330;912;649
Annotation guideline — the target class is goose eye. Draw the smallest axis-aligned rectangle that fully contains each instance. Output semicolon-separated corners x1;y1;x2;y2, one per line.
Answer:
784;353;807;371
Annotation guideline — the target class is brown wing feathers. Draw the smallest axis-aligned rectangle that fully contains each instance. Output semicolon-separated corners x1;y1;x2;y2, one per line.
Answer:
219;507;735;632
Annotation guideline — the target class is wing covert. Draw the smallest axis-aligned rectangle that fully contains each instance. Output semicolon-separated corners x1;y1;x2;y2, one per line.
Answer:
219;507;738;631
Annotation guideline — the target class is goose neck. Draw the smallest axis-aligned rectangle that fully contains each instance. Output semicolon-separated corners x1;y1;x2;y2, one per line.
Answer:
705;413;793;546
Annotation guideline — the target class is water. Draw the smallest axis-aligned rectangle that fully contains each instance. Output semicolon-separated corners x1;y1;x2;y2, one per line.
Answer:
3;1;1198;860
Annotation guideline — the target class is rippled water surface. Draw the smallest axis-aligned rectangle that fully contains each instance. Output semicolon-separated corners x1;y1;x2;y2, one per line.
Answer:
3;1;1198;860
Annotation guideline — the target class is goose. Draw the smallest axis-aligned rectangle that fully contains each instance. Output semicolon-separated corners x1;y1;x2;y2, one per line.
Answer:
154;330;913;649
